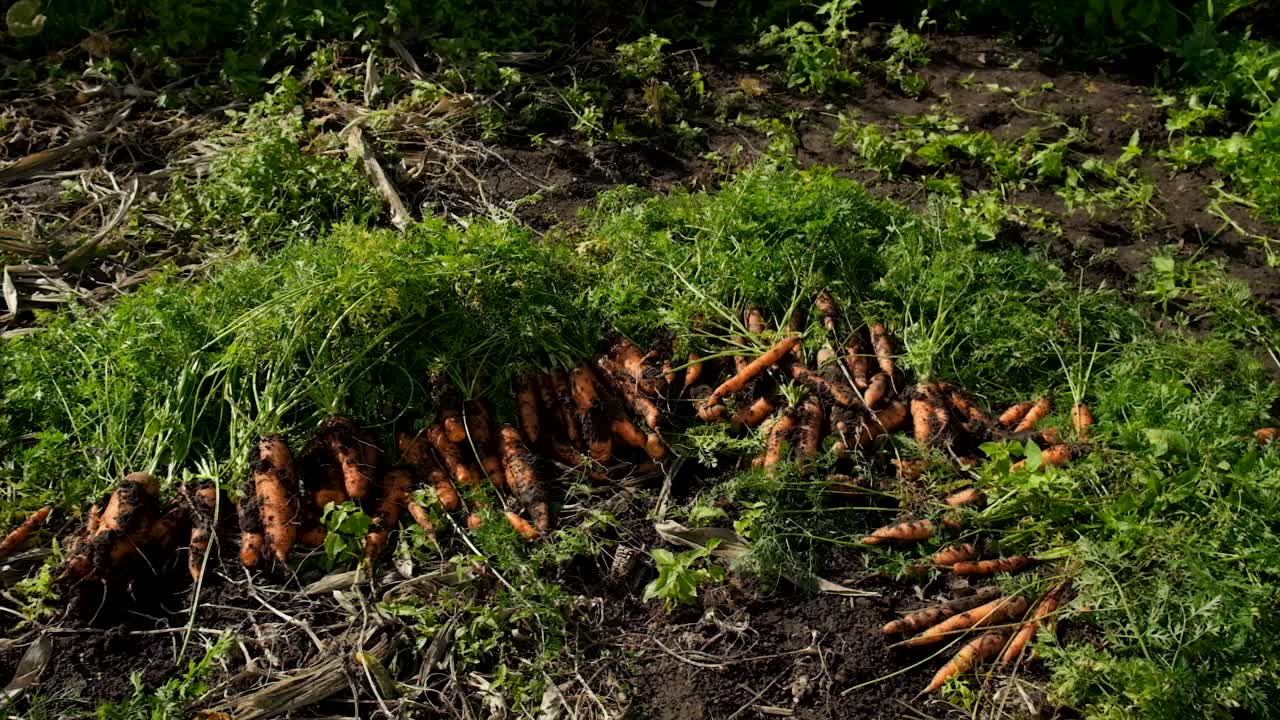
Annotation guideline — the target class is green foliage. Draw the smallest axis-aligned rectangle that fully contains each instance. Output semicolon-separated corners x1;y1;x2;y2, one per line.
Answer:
758;0;862;94
617;33;671;80
320;500;371;570
643;540;726;609
95;636;232;720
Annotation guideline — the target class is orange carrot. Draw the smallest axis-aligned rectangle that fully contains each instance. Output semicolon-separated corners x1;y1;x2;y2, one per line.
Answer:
499;424;551;532
869;323;895;378
596;357;662;430
864;372;890;409
707;336;802;405
944;488;984;508
644;433;668;461
505;512;540;541
463;401;505;489
910;384;948;447
746;305;766;334
827;473;868;497
998;401;1033;428
862;519;933;545
882;586;1001;635
1011;444;1071;471
186;485;221;581
466;513;484;530
932;543;977;567
441;408;467;444
1257;427;1279;445
429;467;461;512
549;369;583;447
1000;581;1068;665
298;525;327;547
684;353;703;388
942;384;991;427
1040;426;1063;444
797;396;824;458
571;368;612;463
731;396;776;429
611;337;664;395
320;416;377;499
611;415;648;449
922;629;1011;694
790;364;858;407
86;503;102;536
364;467;412;565
845;329;872;390
854;400;909;446
902;596;1029;647
1071;403;1094;441
251;435;299;564
428;424;478;487
951;555;1037;576
99;472;160;535
1014;397;1052;433
0;506;50;560
407;500;436;538
238;498;266;569
815;290;838;332
761;412;797;468
515;375;542;444
892;458;926;481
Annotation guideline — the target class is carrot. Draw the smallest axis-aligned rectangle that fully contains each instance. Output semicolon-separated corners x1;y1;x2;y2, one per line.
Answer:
186;485;222;581
298;525;327;547
817;344;837;368
647;433;669;461
862;519;934;546
465;401;505;489
854;400;910;446
611;337;664;395
910;384;948;447
932;543;977;567
761;412;798;468
515;375;542;444
998;401;1033;428
428;424;478;487
815;290;838;332
746;305;766;334
441;407;467;444
845;329;872;390
250;435;299;564
596;358;662;430
505;512;540;541
864;372;890;409
466;513;484;530
902;596;1029;647
684;353;703;388
707;336;802;405
499;424;551;532
319;416;377;499
612;415;648;449
549;369;583;448
407;500;437;540
731;396;776;429
1010;444;1071;471
869;323;895;378
892;458;926;481
534;372;561;433
238;498;266;569
790;364;858;407
951;555;1037;576
1071;402;1094;441
944;488;984;508
922;629;1011;694
1040;426;1063;445
0;506;50;560
429;467;461;512
86;503;102;536
364;467;412;565
942;384;991;427
1000;581;1068;665
882;586;1001;635
1257;427;1279;445
1014;397;1052;433
797;396;824;458
99;472;160;535
571;368;612;463
827;473;868;497
62;473;162;579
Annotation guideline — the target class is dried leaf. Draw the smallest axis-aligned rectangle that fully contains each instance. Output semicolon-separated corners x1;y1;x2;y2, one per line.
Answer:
1;634;51;704
3;267;18;315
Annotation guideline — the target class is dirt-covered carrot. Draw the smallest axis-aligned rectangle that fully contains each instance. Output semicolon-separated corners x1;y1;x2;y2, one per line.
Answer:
910;384;948;447
1010;444;1071;472
364;467;412;565
944;488;984;508
0;506;50;560
862;519;933;545
505;512;540;541
903;596;1029;647
707;335;802;405
86;503;102;536
1000;581;1068;665
942;383;991;428
407;500;436;540
500;424;551;533
685;353;703;389
186;485;222;581
845;329;872;390
441;407;467;444
596;357;663;430
746;305;766;334
571;368;612;463
319;416;377;499
100;472;160;535
250;435;298;564
238;498;266;569
62;473;162;579
697;400;728;423
731;396;776;429
869;323;895;378
932;543;977;567
797;396;824;458
298;525;327;547
951;555;1037;576
864;372;890;409
854;400;910;446
815;290;838;332
534;372;561;433
998;401;1033;428
549;439;609;482
549;369;583;448
922;629;1010;694
1014;397;1052;434
790;364;857;407
1072;402;1094;441
428;424;478;487
612;415;648;450
892;458;926;481
466;513;484;530
761;412;798;468
1257;427;1279;445
464;401;505;489
817;344;837;368
429;467;461;512
515;375;541;444
882;586;1001;635
611;337;664;395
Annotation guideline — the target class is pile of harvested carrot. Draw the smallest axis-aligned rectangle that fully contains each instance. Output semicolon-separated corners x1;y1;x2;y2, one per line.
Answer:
14;289;1280;695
